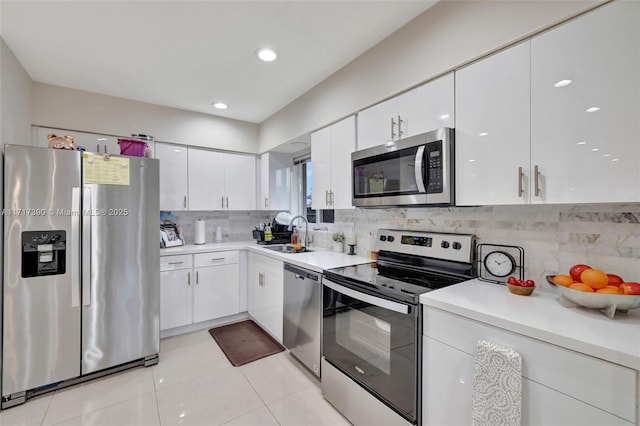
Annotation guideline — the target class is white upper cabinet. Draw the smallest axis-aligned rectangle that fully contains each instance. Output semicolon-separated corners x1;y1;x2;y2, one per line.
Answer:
188;148;225;210
259;152;291;211
156;142;189;210
357;73;455;151
530;0;640;203
187;148;256;211
311;125;333;210
224;153;256;210
455;41;531;206
311;115;356;210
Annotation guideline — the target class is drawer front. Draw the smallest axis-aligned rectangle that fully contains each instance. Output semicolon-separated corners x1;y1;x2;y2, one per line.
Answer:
160;254;193;271
194;250;239;267
424;307;637;422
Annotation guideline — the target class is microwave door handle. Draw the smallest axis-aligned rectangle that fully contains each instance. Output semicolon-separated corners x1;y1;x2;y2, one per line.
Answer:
323;279;409;314
414;146;427;193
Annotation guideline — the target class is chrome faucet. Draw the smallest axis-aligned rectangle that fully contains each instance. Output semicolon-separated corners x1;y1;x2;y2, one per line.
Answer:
288;215;309;248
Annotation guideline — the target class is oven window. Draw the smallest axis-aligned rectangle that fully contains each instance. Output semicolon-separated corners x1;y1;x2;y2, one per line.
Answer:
353;145;423;198
323;284;418;421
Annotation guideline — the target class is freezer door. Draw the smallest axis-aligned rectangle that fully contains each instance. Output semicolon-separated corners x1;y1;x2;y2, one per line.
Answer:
3;146;82;397
81;155;160;374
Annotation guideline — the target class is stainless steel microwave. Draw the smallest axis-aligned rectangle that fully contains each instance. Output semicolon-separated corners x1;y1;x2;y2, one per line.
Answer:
352;127;454;207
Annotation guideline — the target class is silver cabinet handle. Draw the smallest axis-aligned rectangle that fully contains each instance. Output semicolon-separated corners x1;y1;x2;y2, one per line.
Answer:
96;143;100;153
183;195;187;208
295;274;305;280
325;190;329;207
264;197;269;208
391;117;397;140
104;144;108;154
398;115;404;137
221;196;224;209
211;257;225;261
534;165;541;197
518;167;524;197
330;190;335;206
168;261;184;265
226;196;229;209
196;271;199;285
188;272;191;286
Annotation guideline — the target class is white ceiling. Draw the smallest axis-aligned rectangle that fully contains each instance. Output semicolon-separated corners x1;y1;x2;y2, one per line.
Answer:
0;1;436;124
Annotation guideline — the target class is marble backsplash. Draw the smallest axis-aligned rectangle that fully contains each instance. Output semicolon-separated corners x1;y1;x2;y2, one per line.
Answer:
168;211;280;243
321;203;640;286
169;203;640;286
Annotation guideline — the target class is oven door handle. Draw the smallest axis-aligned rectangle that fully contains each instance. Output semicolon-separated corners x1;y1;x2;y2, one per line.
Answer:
414;145;427;193
323;279;409;314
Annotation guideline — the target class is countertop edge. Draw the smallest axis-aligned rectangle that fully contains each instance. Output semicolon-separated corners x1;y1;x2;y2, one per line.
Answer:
421;280;640;370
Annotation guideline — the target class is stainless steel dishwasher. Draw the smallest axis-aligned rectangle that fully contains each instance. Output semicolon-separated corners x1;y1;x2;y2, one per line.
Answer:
283;263;321;377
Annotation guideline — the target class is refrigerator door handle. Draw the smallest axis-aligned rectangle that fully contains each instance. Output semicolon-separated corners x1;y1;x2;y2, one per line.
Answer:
82;186;92;306
71;187;81;307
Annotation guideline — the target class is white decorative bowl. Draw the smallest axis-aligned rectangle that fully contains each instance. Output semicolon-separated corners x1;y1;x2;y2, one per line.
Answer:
546;276;640;319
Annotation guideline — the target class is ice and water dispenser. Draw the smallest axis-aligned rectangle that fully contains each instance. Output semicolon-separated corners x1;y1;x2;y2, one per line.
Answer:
21;231;67;277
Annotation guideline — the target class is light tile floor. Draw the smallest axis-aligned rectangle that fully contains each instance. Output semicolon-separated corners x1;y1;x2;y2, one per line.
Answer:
0;329;351;426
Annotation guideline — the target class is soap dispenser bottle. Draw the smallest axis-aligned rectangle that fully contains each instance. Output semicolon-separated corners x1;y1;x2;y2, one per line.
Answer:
290;227;299;245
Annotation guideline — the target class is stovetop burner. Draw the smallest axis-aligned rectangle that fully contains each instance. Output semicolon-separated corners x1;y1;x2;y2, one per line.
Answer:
323;229;477;304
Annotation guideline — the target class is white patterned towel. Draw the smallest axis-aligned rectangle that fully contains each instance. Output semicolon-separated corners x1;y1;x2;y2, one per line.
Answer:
472;340;522;426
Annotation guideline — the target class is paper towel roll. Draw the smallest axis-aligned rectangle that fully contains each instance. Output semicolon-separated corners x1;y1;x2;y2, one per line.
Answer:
194;220;206;245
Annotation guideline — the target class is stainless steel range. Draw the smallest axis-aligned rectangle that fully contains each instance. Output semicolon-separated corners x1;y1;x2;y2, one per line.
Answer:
321;229;476;426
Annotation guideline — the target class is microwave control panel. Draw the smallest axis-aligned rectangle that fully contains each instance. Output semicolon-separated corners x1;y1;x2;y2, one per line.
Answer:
425;140;443;194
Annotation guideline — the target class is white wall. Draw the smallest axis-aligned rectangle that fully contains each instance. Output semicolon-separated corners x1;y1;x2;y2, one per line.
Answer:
31;83;260;153
1;37;32;148
258;0;605;152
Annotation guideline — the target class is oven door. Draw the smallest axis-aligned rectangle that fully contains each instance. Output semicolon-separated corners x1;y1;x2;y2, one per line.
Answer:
351;127;453;207
322;277;420;424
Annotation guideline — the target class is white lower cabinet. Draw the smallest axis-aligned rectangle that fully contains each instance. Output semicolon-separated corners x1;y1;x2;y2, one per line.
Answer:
247;252;284;342
160;251;240;331
422;307;637;426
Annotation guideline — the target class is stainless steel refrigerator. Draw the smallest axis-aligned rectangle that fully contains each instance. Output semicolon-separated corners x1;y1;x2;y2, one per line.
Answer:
2;145;160;408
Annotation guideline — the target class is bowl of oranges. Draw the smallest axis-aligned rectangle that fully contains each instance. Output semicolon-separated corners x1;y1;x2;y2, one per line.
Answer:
547;265;640;319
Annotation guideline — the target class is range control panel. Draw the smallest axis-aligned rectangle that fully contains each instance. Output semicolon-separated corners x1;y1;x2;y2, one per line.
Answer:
376;229;475;263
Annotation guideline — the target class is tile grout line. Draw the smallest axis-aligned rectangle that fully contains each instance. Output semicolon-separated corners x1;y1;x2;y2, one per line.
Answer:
39;394;55;426
236;358;283;426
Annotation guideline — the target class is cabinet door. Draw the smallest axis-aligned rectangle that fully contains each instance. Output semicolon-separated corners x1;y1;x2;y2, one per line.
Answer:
330;115;356;209
224;153;256;210
247;252;259;318
156;143;189;210
423;336;473;426
356;97;398;151
193;264;240;322
455;41;531;206
267;152;292;211
259;153;270;210
160;269;192;331
188;148;225;210
311;125;332;210
531;1;640;203
261;268;284;343
399;72;455;138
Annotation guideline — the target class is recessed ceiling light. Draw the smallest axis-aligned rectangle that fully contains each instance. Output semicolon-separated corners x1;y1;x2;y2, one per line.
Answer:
173;149;182;153
554;79;572;87
576;141;587;145
439;114;450;120
586;107;600;113
478;132;488;137
590;148;600;152
603;153;612;157
97;137;108;141
611;158;620;162
211;102;228;110
468;159;476;162
255;47;278;62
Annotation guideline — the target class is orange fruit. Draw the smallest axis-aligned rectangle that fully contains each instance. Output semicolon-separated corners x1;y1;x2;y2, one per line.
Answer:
580;269;608;289
569;283;594;292
596;286;620;294
552;274;574;287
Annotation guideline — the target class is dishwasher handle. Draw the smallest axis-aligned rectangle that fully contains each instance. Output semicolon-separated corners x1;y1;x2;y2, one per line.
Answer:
284;263;319;281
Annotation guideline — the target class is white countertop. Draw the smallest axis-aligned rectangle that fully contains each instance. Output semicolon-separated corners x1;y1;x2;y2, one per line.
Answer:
420;279;640;370
161;242;372;273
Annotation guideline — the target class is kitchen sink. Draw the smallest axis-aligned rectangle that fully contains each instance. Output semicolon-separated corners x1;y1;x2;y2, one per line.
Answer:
260;245;313;253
